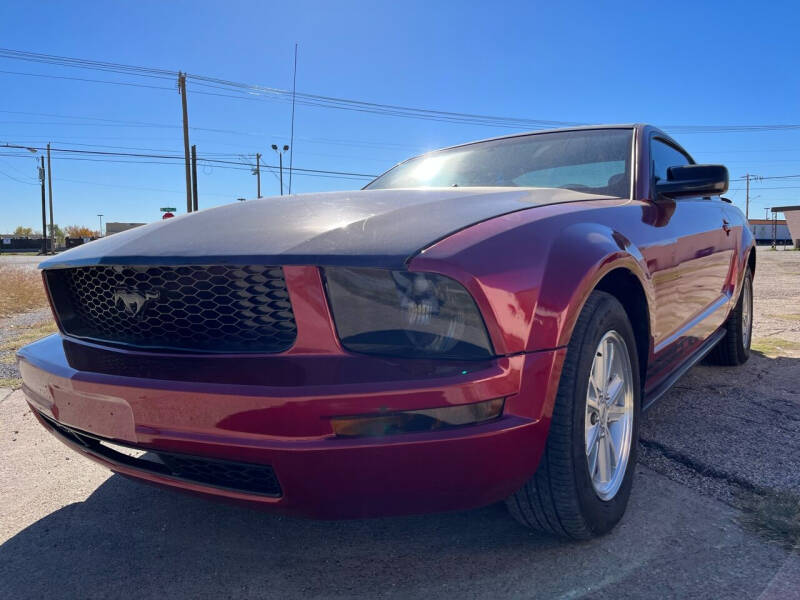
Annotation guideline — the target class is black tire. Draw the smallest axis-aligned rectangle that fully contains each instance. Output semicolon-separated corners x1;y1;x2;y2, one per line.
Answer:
705;268;753;366
506;291;641;539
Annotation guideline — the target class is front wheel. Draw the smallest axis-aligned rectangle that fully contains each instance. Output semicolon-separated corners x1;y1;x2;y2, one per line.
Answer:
506;291;640;539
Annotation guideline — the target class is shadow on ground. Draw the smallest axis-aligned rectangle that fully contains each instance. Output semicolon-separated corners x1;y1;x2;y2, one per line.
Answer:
0;464;790;600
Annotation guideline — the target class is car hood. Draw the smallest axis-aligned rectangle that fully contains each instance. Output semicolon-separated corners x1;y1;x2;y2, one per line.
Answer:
40;187;611;270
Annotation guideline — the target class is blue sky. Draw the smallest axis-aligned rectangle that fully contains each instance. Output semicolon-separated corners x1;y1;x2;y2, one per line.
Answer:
1;0;799;232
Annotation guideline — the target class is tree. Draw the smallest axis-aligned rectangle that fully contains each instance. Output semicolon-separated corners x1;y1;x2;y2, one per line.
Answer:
13;226;34;236
64;225;99;238
47;223;66;246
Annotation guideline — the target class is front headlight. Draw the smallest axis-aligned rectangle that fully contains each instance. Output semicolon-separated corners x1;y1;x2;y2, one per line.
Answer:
323;267;493;360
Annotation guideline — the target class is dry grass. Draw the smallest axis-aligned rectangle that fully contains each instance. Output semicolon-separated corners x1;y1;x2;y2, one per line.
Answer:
0;376;21;388
751;337;800;357
0;266;48;317
775;313;800;322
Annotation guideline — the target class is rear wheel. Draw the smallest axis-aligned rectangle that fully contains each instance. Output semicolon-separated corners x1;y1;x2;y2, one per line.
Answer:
706;268;753;366
506;291;640;539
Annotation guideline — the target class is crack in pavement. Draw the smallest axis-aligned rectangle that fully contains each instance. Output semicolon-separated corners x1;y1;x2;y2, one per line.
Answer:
640;437;767;495
639;438;800;548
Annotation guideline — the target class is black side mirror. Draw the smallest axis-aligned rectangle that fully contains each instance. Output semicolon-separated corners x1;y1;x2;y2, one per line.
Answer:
655;164;729;198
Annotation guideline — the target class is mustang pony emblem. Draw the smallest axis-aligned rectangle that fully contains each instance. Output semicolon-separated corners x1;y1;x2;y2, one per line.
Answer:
113;288;159;317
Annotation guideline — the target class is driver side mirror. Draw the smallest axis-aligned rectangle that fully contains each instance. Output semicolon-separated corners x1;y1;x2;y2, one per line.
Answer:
655;164;728;198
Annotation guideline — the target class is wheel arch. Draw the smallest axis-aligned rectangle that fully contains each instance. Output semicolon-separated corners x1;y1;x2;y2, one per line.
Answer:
593;268;651;386
534;222;654;380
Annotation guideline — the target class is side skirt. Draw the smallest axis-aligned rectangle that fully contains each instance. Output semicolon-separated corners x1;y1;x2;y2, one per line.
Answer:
642;328;726;412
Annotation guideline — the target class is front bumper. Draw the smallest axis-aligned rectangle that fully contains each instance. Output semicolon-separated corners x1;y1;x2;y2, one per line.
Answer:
18;335;564;518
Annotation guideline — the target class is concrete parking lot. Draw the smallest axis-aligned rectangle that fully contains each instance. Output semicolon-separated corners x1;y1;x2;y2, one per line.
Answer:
1;251;799;599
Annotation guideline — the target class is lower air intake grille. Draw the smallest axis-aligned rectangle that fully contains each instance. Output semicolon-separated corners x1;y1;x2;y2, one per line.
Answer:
39;412;282;497
45;265;296;353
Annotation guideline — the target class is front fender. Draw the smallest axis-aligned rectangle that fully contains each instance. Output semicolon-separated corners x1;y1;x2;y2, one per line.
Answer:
409;204;654;356
534;222;654;352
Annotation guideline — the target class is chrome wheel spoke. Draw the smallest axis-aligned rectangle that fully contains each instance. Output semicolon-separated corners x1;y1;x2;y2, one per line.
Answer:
596;436;609;482
607;402;626;423
606;427;618;467
586;424;600;456
607;375;624;404
603;339;614;390
587;383;601;411
591;357;605;395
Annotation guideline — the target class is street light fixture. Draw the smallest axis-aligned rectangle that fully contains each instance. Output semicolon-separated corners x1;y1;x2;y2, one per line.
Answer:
271;144;289;195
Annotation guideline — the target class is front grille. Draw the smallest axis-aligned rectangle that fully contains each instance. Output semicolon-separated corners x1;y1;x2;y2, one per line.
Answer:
45;265;297;353
39;412;282;497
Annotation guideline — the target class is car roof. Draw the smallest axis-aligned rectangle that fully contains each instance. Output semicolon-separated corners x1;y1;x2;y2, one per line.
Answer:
421;123;641;155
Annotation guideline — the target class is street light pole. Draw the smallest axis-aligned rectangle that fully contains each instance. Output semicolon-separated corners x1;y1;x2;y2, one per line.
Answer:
271;144;290;196
97;214;104;237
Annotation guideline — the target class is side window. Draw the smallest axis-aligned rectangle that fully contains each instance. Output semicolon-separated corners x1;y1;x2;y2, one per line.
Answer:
651;138;691;183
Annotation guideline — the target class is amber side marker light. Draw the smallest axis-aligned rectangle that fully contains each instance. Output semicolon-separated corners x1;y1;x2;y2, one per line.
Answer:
331;398;505;438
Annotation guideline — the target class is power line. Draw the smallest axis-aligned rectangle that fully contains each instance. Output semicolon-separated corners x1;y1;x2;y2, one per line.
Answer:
0;166;38;185
5;47;800;134
0;110;423;151
1;144;377;176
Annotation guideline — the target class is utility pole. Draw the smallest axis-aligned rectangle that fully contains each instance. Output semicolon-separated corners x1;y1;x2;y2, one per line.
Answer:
39;157;47;254
742;173;761;221
254;153;262;198
46;143;54;253
745;173;750;220
178;71;193;213
191;144;199;211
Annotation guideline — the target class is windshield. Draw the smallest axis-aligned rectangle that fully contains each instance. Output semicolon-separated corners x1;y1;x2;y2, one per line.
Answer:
366;128;633;198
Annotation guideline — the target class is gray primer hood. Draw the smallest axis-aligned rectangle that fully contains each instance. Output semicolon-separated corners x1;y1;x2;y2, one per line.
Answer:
40;187;611;270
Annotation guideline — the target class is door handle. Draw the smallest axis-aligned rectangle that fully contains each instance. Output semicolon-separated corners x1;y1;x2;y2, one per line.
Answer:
722;219;731;235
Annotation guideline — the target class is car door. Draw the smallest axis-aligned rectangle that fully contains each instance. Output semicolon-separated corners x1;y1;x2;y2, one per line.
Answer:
649;136;733;352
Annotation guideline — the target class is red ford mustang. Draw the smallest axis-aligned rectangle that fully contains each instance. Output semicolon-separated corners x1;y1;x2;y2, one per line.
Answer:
18;124;754;538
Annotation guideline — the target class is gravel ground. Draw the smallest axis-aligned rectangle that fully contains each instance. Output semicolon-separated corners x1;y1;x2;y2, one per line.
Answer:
0;254;45;268
0;249;798;599
0;308;52;381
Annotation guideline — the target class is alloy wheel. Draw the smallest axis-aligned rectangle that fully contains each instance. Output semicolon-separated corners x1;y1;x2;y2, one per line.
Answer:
584;330;635;501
